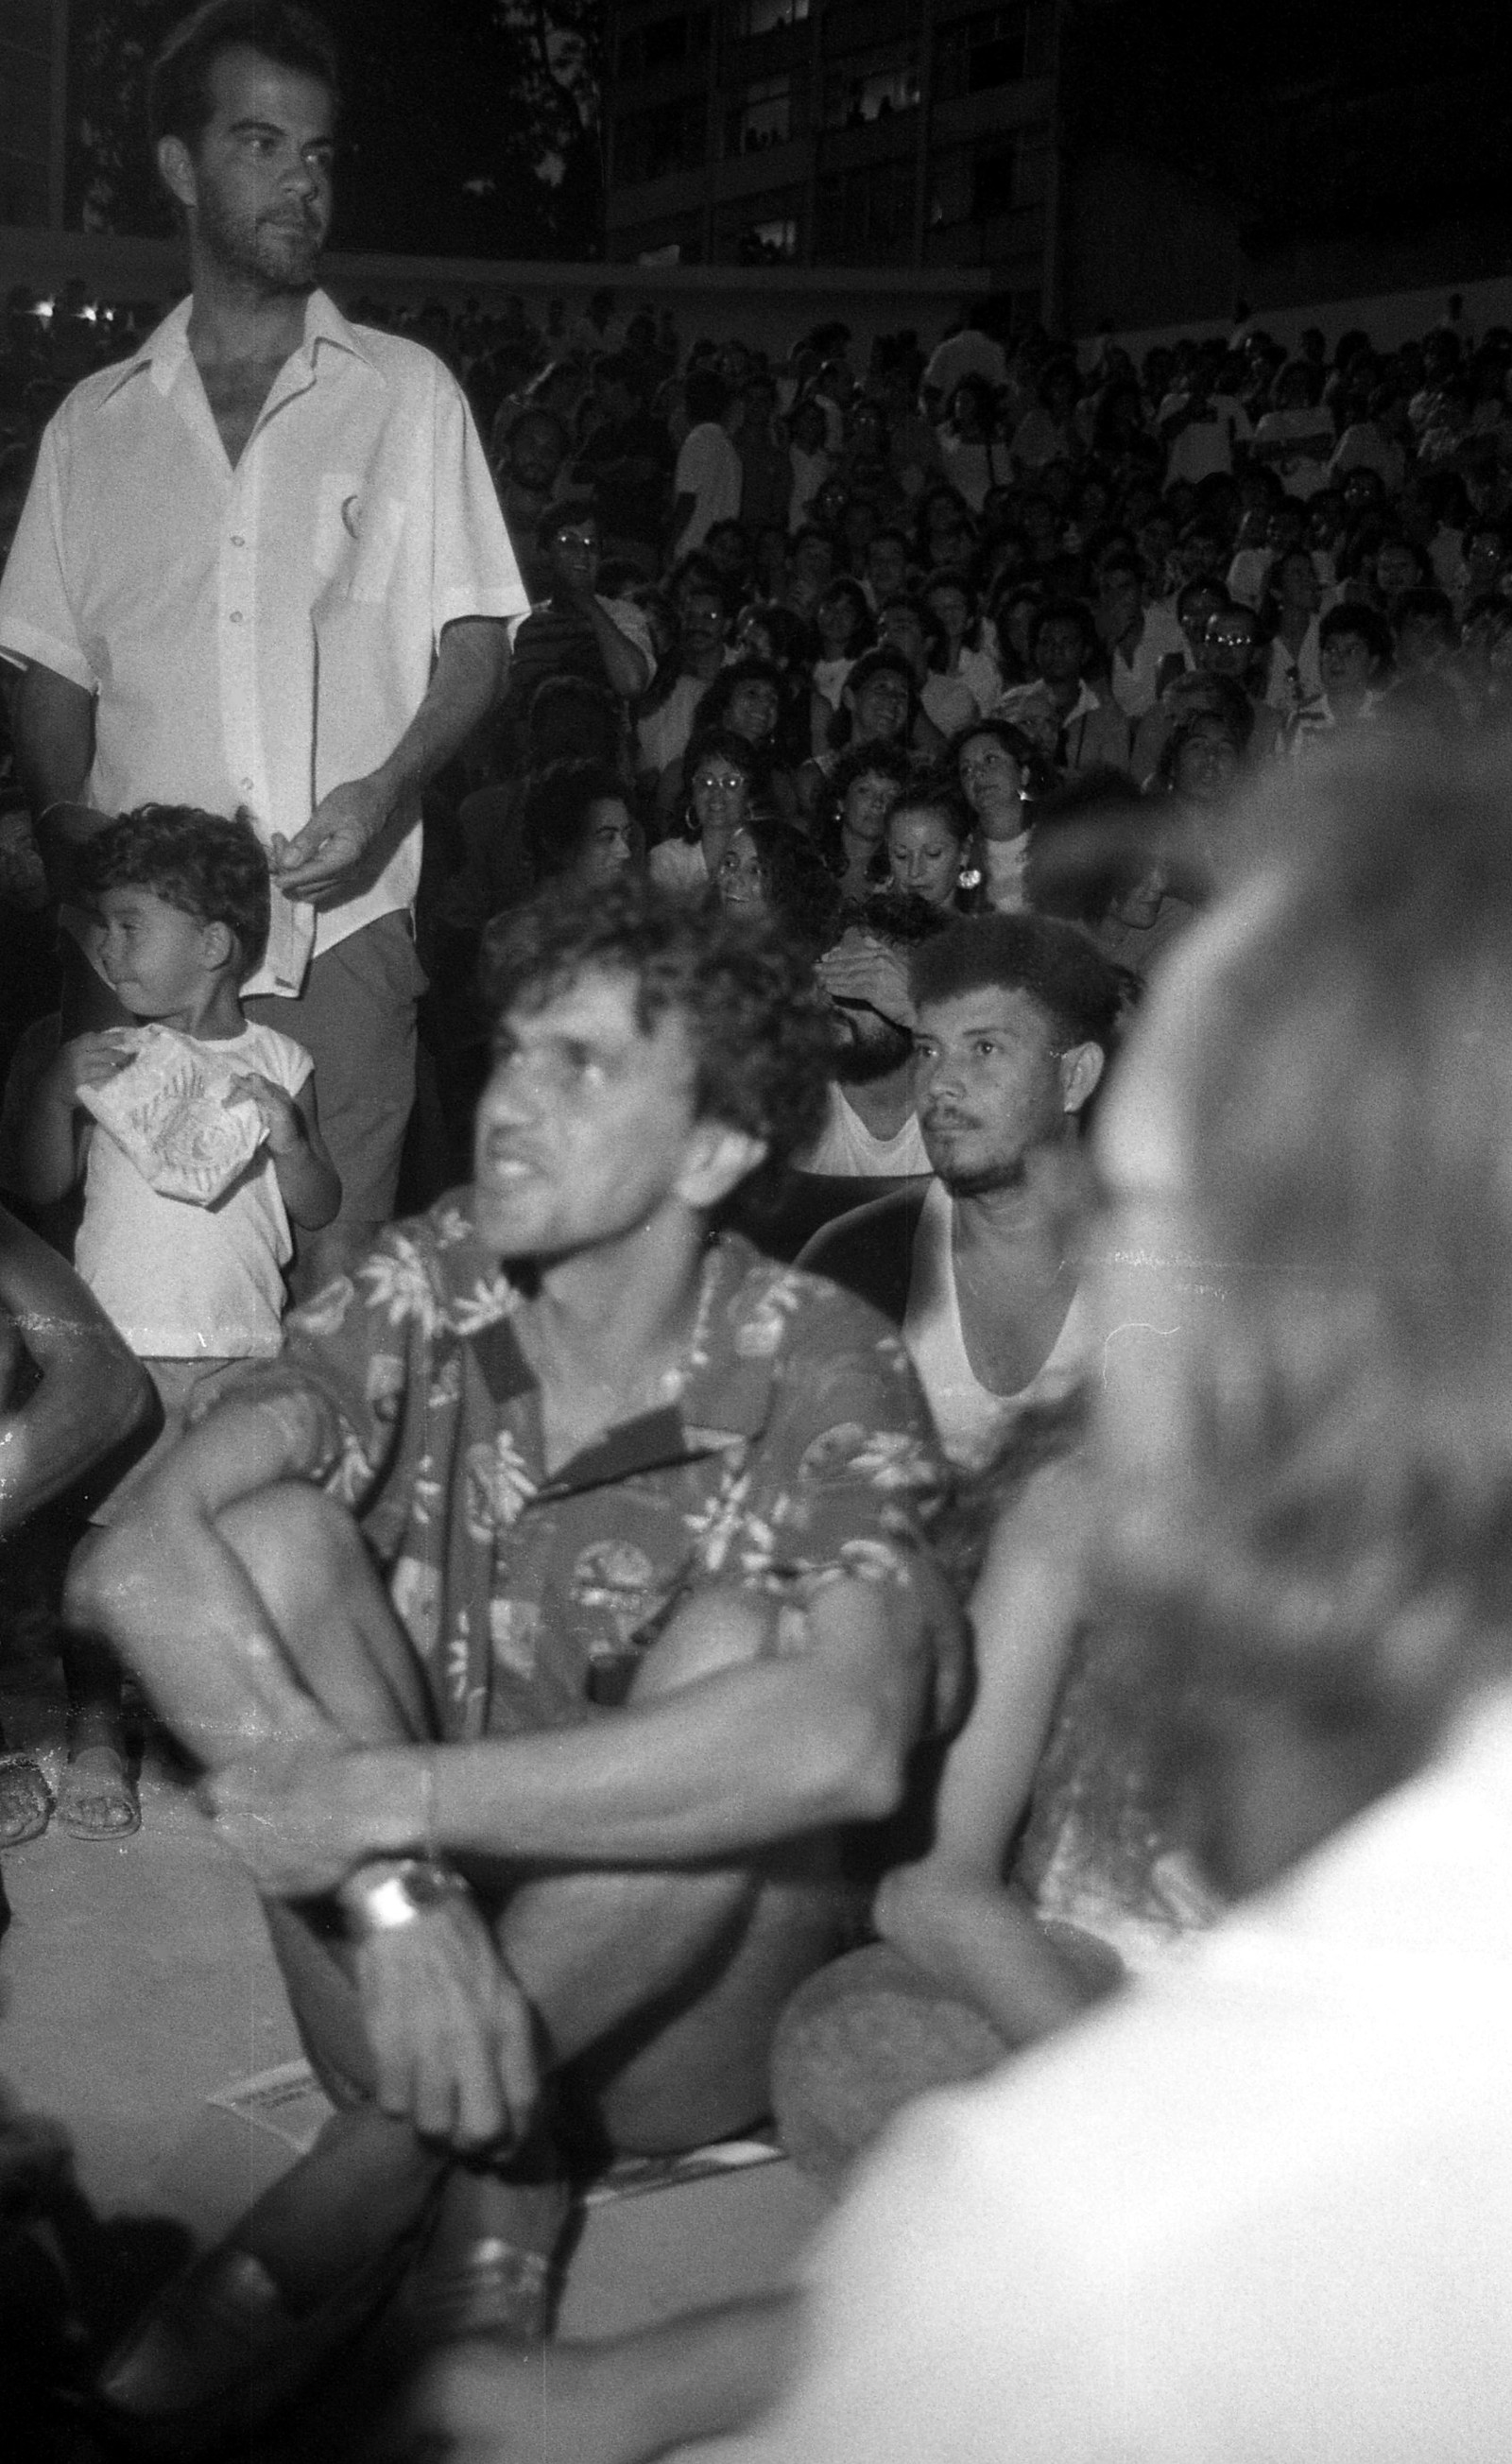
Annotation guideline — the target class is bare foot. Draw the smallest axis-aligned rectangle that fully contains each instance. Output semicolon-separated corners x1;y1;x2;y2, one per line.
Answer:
0;1753;53;1847
54;1745;140;1838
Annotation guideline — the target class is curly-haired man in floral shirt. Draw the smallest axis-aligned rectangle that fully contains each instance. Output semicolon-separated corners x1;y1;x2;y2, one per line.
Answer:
77;875;964;2440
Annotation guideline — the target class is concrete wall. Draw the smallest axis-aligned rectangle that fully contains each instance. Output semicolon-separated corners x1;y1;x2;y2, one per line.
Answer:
0;226;988;370
1062;145;1512;356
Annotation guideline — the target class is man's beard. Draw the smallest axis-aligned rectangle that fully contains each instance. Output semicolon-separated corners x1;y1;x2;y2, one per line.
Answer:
199;190;323;295
936;1156;1030;1198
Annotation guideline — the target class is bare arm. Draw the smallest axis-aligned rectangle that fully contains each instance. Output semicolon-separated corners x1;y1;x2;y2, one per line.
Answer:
9;659;100;899
16;1032;129;1207
874;1455;1115;2043
206;1564;946;1899
0;1202;153;1533
571;589;651;699
270;615;509;904
236;1070;341;1230
416;2291;802;2464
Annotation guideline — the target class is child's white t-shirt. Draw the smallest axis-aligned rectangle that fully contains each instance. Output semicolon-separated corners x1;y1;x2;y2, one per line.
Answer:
76;1021;313;1359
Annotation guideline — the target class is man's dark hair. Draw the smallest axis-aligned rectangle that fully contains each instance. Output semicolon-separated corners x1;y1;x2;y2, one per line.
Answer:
78;804;270;979
911;911;1124;1057
481;875;833;1170
149;1;341;152
1030;596;1097;660
519;761;628;886
684;370;730;427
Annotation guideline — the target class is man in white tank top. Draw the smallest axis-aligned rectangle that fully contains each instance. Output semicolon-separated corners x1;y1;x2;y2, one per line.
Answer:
801;913;1125;1464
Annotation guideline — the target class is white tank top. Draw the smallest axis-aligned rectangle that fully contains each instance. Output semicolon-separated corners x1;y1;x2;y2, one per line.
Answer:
902;1178;1092;1468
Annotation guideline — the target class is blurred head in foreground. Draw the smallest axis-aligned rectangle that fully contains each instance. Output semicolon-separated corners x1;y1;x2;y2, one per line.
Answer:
1086;724;1512;1896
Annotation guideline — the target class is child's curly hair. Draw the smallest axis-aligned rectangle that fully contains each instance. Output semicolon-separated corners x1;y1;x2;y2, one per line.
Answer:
77;804;270;980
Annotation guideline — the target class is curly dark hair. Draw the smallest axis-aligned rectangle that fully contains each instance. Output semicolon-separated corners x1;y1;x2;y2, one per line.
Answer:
480;875;834;1170
77;804;270;979
911;909;1125;1057
719;812;845;962
518;760;632;886
811;740;914;877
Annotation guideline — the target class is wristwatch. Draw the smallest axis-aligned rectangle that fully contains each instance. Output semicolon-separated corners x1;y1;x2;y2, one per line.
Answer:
338;1857;470;1938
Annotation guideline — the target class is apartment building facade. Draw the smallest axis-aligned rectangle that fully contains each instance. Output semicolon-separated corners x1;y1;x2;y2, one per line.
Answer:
603;0;1059;324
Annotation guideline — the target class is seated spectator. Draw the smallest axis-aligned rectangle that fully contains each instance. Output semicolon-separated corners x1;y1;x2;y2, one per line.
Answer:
872;598;955;747
880;780;979;917
810;577;875;732
79;876;962;2447
498;509;653;764
950;715;1044;911
517;761;638;894
799;646;922;815
439;677;627;941
860;526;915;615
690;721;1512;2464
736;369;793;537
1010;360;1081;475
1153;695;1252;828
1133;614;1280;782
1095;552;1187;721
802;912;1123;1468
1292;603;1395;750
799;889;944;1179
1159;359;1253;486
669;368;743;560
922;570;1003;720
1261;543;1326;714
937;378;1013;514
786;398;833;532
1250;358;1335;499
694;656;799;817
710;810;840;959
811;741;913;903
650;726;763;895
997;600;1130;781
569;353;672;577
492;406;574;595
782;519;838;619
636;574;733;822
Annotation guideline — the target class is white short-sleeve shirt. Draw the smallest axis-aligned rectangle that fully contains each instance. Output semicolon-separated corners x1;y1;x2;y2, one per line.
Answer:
0;291;527;997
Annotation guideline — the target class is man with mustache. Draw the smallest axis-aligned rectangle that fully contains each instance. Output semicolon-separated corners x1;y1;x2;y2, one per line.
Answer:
0;1;524;1289
802;912;1123;1468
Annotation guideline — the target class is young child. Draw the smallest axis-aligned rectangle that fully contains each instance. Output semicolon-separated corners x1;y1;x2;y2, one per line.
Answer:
18;805;339;1837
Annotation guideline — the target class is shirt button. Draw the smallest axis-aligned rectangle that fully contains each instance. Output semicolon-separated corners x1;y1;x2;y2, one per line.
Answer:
229;610;245;624
231;533;246;547
240;777;254;792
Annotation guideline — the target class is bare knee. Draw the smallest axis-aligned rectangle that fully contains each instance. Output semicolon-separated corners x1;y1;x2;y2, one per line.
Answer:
217;1480;373;1635
629;1584;779;1703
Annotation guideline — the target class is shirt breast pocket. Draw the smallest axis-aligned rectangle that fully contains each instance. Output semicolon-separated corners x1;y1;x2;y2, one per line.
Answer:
311;472;407;603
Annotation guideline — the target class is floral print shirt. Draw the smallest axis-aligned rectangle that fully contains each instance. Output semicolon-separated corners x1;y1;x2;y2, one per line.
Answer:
234;1196;947;1742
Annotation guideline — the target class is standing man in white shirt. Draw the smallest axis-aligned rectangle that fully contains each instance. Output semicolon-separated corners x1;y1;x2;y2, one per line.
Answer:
669;370;744;559
0;1;526;1286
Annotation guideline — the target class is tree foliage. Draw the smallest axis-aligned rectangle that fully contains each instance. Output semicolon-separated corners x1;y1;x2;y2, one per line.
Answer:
66;0;605;258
